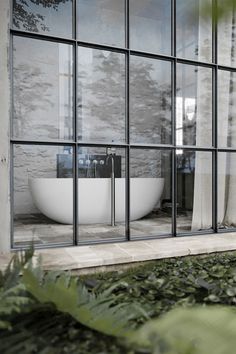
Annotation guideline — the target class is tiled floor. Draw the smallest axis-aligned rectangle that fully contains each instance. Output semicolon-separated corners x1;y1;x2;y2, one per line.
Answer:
14;211;183;246
1;233;236;273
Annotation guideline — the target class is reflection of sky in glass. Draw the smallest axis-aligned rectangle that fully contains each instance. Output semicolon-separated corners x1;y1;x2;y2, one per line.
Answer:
13;0;73;38
78;0;125;47
130;0;171;54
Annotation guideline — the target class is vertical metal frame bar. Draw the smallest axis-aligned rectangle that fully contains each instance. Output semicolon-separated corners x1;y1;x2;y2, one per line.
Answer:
10;14;15;247
125;0;129;49
125;146;130;240
74;0;79;245
172;59;177;236
10;35;14;144
125;0;130;240
10;143;14;248
74;143;78;245
214;0;219;233
171;0;176;58
125;51;130;240
171;0;176;237
172;148;177;236
212;65;218;232
213;149;218;232
212;0;217;64
72;0;76;40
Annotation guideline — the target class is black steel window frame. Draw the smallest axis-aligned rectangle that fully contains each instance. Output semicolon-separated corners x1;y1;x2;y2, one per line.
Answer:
9;0;236;250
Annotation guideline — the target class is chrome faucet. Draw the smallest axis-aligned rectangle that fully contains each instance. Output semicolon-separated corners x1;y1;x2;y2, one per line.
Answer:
106;147;116;226
92;159;98;178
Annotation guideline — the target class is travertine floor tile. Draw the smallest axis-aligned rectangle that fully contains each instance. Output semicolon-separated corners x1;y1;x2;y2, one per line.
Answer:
2;232;236;272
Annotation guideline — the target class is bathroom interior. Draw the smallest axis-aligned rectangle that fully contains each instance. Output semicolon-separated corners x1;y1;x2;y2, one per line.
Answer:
11;0;211;247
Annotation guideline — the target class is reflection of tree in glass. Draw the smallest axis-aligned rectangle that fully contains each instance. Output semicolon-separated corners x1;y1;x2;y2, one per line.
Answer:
130;60;172;144
13;64;53;137
78;51;171;144
78;51;125;142
13;0;68;32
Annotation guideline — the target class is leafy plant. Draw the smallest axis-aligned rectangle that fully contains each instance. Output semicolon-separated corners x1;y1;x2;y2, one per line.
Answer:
0;247;34;329
130;306;236;354
2;252;236;353
22;268;141;338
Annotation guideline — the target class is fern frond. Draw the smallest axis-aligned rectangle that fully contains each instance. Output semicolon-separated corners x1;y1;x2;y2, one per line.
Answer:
0;247;36;330
23;268;137;338
0;244;34;290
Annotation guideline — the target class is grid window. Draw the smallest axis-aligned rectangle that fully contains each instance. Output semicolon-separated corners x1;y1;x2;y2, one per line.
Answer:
10;1;236;248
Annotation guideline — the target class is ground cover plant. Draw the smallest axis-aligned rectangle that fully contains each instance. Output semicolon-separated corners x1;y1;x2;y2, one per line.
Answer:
2;251;236;353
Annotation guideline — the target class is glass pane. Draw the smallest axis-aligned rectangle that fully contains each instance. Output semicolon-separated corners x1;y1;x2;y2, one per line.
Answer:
218;70;236;148
13;37;73;141
13;145;74;247
130;56;172;144
13;0;73;38
77;0;125;47
176;0;212;62
78;47;126;143
218;4;236;67
130;149;172;238
77;146;126;242
218;152;236;230
176;64;212;147
177;150;212;233
130;0;171;55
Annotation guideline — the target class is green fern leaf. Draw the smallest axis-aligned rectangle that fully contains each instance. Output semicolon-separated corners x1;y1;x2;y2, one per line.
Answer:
22;268;136;338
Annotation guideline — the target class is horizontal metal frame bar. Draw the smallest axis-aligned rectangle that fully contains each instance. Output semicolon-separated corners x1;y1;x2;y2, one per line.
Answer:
176;57;216;68
131;234;172;241
11;29;236;72
130;50;174;62
11;140;76;146
175;231;217;238
217;228;236;234
12;237;128;250
218;65;236;72
11;29;76;45
13;241;75;251
10;140;128;148
77;237;127;246
176;229;215;237
11;141;236;153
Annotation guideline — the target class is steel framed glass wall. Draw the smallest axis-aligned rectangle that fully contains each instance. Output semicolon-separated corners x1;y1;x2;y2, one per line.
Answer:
10;0;236;249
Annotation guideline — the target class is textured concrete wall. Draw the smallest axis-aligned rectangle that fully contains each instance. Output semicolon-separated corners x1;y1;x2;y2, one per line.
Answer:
0;0;11;252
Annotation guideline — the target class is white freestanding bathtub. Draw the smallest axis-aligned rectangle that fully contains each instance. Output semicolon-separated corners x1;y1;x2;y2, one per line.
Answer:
29;178;164;224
